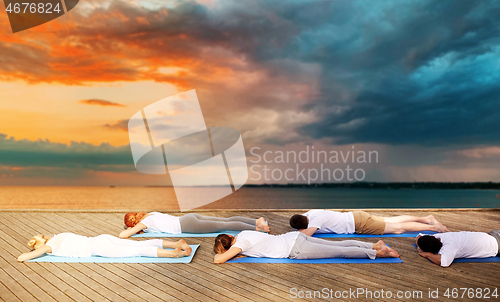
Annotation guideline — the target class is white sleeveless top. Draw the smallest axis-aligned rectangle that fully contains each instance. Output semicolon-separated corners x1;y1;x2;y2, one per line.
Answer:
141;212;182;234
232;231;300;258
46;233;92;257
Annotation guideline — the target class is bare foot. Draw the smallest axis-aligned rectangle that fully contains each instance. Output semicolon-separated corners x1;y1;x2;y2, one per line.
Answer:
256;224;270;232
256;217;266;226
173;247;191;258
386;247;400;258
176;239;192;253
436;223;450;233
376;244;400;258
426;215;439;225
374;240;386;251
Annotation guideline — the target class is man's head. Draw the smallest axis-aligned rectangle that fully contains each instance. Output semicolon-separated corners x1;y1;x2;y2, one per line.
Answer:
290;214;308;230
417;235;443;254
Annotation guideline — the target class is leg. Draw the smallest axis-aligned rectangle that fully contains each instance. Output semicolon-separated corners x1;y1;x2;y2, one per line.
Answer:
90;235;189;258
161;238;192;253
289;234;377;260
383;215;436;224
96;234;190;252
187;213;256;225
180;213;257;233
384;221;448;234
99;235;163;248
300;235;374;249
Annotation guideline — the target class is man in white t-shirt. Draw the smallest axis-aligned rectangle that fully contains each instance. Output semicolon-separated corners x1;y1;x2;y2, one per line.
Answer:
290;210;449;236
415;231;500;267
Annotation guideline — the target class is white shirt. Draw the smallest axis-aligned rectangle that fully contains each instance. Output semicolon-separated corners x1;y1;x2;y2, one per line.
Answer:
304;210;355;234
433;232;499;267
46;233;92;257
233;231;300;258
141;212;182;234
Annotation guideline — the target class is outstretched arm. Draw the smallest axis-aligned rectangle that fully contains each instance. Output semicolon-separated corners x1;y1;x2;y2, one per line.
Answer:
18;245;52;262
214;246;242;264
300;227;318;237
119;223;147;238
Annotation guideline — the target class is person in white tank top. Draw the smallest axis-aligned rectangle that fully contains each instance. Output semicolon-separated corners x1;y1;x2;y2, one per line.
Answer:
120;212;270;238
17;232;192;262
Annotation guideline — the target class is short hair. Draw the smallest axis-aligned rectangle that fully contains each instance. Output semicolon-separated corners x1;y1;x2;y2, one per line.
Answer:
417;235;443;254
289;214;308;230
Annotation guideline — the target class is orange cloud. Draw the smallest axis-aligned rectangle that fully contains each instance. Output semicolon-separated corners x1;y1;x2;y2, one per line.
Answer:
104;119;128;131
80;99;126;107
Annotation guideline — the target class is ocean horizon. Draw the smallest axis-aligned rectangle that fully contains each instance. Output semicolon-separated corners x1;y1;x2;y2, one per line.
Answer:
1;186;498;210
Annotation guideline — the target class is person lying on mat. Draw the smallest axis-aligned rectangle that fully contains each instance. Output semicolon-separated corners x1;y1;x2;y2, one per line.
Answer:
17;233;192;262
212;230;399;263
120;212;270;238
289;210;449;236
415;230;500;267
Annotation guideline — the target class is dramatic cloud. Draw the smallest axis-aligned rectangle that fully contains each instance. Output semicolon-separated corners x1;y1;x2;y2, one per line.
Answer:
1;0;499;184
0;134;134;172
1;0;497;148
80;99;126;107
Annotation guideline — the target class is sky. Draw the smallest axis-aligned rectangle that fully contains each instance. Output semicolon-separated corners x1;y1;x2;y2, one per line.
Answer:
0;0;499;185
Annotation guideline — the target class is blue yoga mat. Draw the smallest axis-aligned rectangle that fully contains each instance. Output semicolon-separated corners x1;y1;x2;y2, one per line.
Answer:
412;244;500;263
26;245;199;263
313;231;437;238
132;231;240;238
228;244;402;264
228;257;402;264
132;221;268;238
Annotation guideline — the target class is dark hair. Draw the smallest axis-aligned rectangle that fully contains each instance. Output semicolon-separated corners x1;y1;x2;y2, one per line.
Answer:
417;235;443;254
289;214;308;230
214;234;233;254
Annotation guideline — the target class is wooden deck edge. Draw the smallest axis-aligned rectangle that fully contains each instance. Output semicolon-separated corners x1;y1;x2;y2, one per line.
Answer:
0;208;498;213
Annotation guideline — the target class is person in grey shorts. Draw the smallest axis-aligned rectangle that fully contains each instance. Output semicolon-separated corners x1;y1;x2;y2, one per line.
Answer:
213;231;399;263
120;212;270;238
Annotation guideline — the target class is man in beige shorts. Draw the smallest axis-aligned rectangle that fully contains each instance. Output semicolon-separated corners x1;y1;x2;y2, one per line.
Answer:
290;210;449;236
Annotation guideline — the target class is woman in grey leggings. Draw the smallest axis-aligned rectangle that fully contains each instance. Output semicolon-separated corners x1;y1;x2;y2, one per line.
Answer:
213;231;400;263
119;212;270;238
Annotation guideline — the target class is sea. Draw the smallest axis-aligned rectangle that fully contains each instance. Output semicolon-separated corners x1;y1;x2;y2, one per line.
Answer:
0;186;499;210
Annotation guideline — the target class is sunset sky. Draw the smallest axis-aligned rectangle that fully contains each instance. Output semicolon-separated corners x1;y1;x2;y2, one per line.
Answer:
1;0;499;185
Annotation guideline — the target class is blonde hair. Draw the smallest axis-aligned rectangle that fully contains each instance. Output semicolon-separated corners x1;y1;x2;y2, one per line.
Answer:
28;235;48;250
124;212;148;228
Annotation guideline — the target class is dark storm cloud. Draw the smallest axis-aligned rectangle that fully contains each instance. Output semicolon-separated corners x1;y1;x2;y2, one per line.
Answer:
287;0;500;146
2;0;498;147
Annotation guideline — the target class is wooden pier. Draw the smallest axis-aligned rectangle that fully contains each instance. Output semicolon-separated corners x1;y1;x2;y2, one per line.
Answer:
0;209;498;301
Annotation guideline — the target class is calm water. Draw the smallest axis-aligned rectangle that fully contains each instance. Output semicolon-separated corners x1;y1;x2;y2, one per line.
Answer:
0;186;499;210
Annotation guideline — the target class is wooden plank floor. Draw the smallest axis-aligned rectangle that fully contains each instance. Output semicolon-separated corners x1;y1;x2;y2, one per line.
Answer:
0;209;498;302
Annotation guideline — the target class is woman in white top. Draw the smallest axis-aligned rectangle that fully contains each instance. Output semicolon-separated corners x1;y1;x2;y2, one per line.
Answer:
17;233;192;262
120;212;270;238
212;231;400;263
